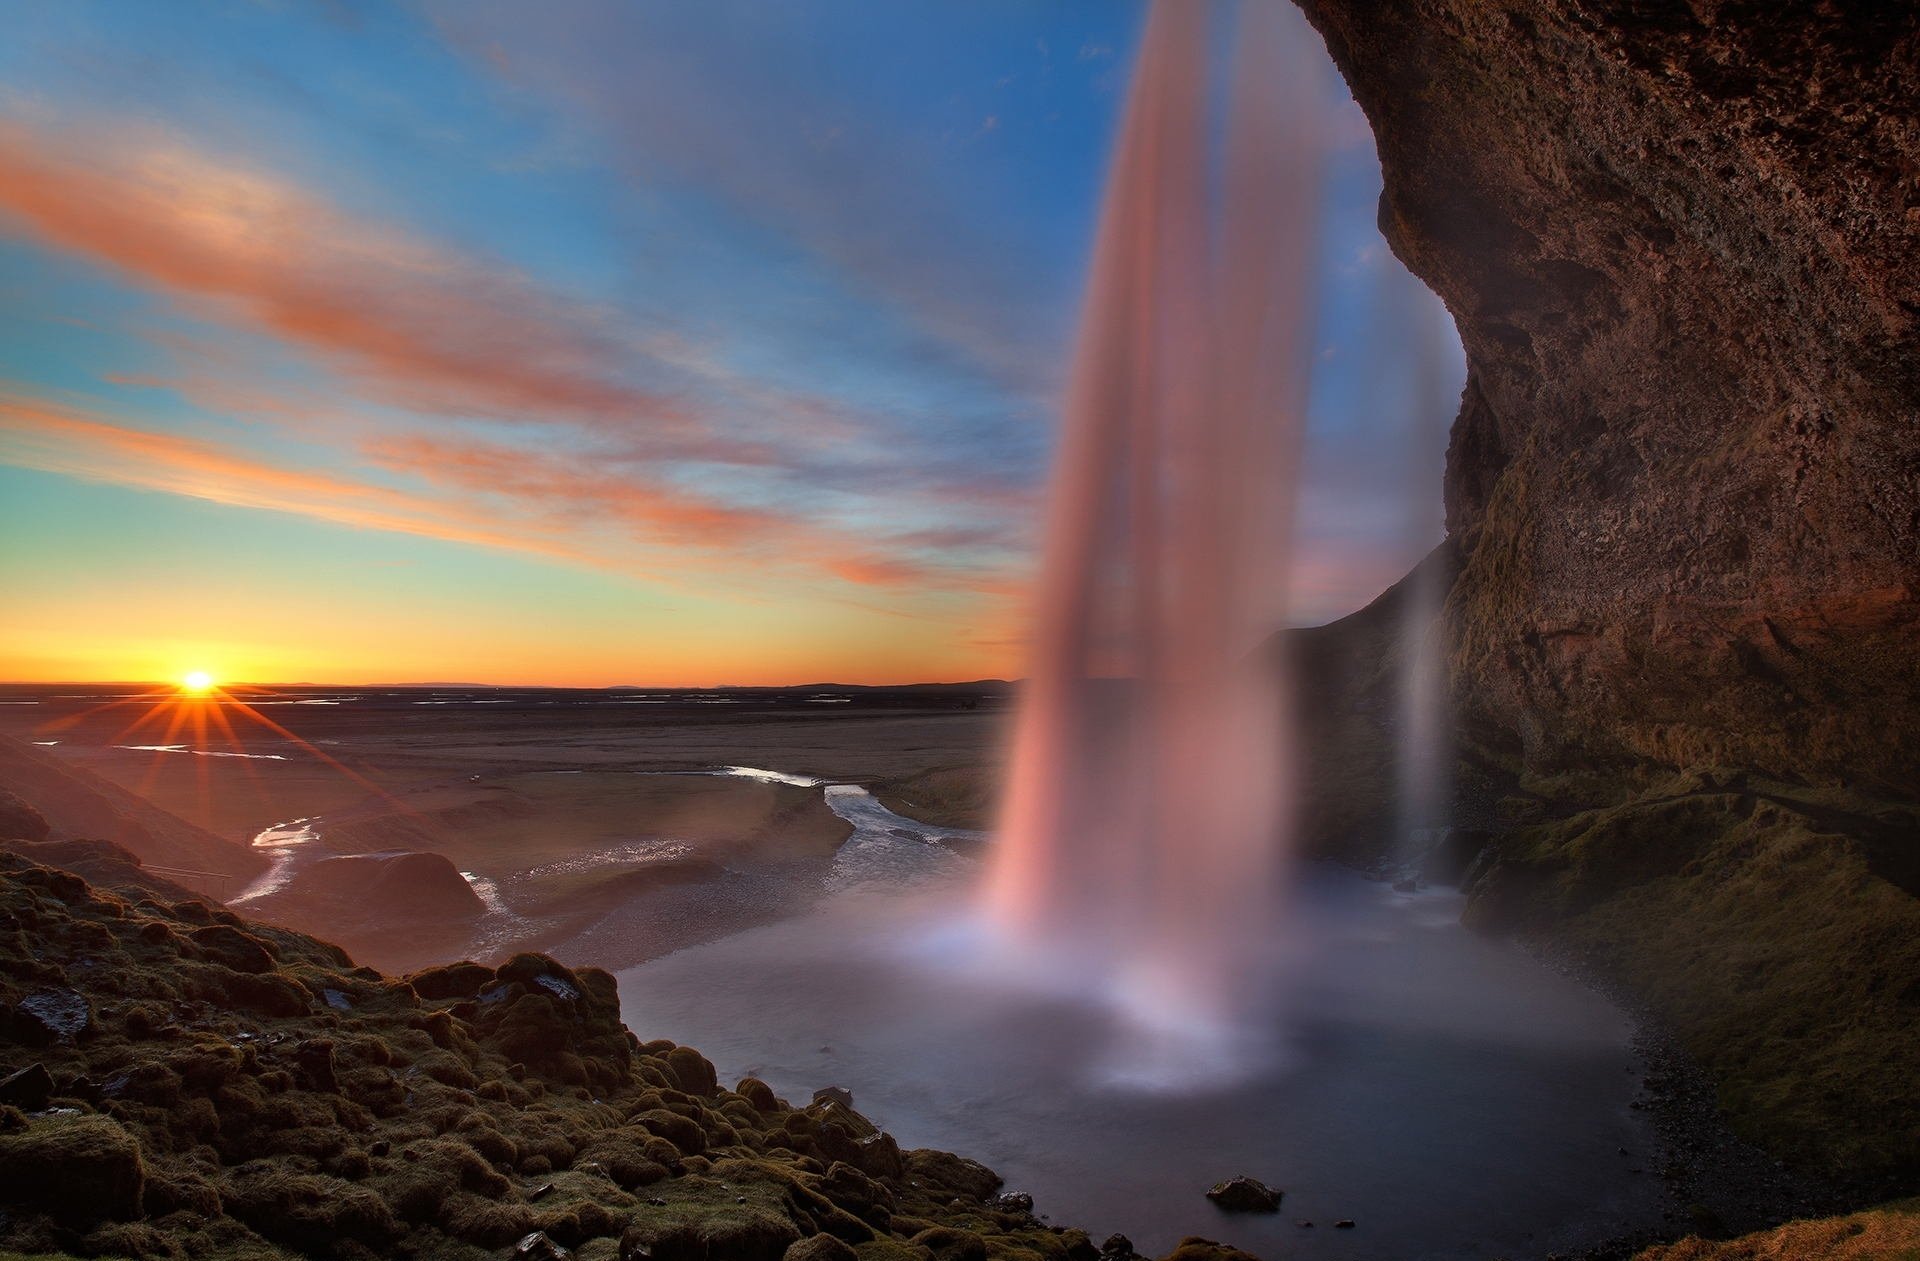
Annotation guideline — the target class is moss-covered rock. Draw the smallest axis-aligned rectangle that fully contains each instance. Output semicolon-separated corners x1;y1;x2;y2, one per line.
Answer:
0;1113;145;1226
0;852;1170;1261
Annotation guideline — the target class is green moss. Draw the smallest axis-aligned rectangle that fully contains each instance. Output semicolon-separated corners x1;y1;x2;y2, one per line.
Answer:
0;850;1198;1261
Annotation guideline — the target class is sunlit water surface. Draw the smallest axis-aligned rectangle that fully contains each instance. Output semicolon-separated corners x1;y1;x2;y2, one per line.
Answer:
614;797;1667;1260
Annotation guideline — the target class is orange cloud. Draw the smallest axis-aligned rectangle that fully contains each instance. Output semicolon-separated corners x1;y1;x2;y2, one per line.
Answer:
0;118;746;459
365;430;1015;597
0;392;571;560
0;387;1021;604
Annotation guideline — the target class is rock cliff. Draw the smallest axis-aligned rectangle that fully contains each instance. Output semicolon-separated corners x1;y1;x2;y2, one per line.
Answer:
1291;0;1920;1191
1297;1;1919;791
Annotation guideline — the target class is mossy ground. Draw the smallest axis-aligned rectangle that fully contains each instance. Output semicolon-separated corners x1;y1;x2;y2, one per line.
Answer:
1462;768;1920;1190
0;850;1238;1261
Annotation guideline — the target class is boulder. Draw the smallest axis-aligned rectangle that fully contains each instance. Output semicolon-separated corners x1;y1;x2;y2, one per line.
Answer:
13;986;91;1043
0;1062;53;1110
1205;1175;1281;1213
785;1235;859;1261
903;1149;1001;1202
0;1114;145;1225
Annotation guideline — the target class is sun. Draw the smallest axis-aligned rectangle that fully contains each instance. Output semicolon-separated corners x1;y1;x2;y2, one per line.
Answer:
181;670;215;695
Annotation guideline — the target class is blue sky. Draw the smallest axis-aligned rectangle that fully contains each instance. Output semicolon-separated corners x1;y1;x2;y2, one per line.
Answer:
0;0;1459;685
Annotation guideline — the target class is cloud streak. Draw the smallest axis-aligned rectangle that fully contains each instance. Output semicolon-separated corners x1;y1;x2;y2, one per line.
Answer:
0;117;754;460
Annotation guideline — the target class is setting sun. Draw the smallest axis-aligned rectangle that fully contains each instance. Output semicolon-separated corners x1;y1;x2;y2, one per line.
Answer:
181;670;214;694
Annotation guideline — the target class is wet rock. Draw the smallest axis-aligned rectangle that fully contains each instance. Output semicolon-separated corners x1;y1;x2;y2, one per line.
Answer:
1099;1234;1136;1259
812;1085;854;1109
516;1230;573;1260
991;1190;1034;1214
15;986;91;1043
1334;1219;1356;1229
0;1062;53;1110
1205;1175;1282;1213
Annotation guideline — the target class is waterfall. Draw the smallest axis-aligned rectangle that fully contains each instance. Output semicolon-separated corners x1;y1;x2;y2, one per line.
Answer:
986;0;1325;1082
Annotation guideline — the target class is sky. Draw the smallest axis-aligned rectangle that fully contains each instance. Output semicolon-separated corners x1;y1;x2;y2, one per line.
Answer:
0;0;1460;687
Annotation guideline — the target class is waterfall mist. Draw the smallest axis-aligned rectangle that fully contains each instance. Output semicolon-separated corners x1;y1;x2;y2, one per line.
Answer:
986;0;1326;1084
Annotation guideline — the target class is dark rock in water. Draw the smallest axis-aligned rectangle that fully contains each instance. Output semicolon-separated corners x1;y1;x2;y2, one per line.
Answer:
1205;1175;1282;1213
1334;1219;1356;1229
784;1234;858;1261
0;1114;145;1225
1099;1233;1136;1259
0;1062;52;1110
991;1190;1035;1214
515;1231;572;1260
14;986;91;1043
813;1084;854;1109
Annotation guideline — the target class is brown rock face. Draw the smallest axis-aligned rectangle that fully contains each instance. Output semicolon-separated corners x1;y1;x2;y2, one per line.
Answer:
1296;3;1919;793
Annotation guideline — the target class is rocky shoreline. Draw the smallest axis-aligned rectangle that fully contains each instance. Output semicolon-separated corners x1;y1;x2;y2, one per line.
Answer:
0;847;1274;1261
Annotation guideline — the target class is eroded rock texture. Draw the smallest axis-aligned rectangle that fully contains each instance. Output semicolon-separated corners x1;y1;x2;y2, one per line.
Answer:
1298;2;1919;793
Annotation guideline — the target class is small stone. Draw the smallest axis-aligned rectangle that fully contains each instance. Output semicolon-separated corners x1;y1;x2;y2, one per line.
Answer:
529;1182;556;1201
1206;1175;1282;1213
514;1231;572;1260
1295;1220;1314;1228
1334;1219;1356;1229
992;1190;1035;1213
368;1139;391;1157
812;1085;854;1109
1099;1233;1134;1258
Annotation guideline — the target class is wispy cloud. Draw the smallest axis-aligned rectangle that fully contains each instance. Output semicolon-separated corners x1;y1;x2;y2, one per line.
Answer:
0;391;564;559
0;116;756;461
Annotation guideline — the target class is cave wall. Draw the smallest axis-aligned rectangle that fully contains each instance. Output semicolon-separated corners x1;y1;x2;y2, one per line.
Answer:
1294;1;1919;794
